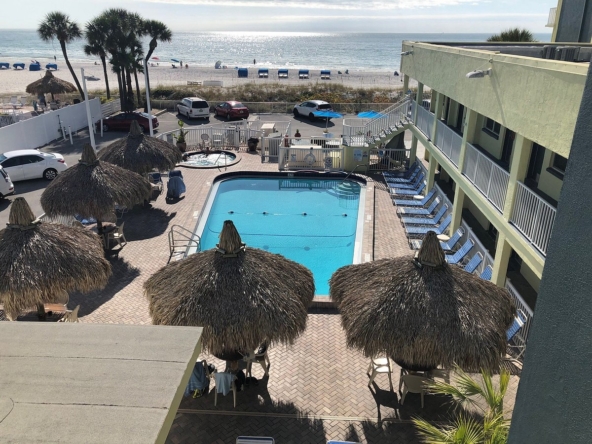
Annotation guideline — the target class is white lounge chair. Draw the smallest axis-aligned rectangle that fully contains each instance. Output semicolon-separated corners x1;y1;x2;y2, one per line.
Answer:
9;96;23;109
400;374;430;408
367;357;393;390
58;305;80;323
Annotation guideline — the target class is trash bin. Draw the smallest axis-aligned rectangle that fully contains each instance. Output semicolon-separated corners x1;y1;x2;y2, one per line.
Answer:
247;137;259;152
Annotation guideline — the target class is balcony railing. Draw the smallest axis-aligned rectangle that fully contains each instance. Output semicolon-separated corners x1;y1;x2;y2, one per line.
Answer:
367;148;411;171
278;144;343;171
509;182;557;256
156;121;257;150
435;120;462;167
462;143;510;213
415;105;434;139
546;7;557;27
505;279;534;348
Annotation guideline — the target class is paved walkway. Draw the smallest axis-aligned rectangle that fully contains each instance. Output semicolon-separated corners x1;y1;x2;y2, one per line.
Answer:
61;152;520;444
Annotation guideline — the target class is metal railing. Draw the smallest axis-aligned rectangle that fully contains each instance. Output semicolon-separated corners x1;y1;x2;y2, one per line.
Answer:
435;120;462;167
259;121;292;162
546;7;557;27
169;225;200;262
415;105;434;139
505;279;534;348
460;219;494;277
101;100;121;117
156;121;256;150
462;143;510;214
278;145;344;171
509;182;557;256
368;148;411;172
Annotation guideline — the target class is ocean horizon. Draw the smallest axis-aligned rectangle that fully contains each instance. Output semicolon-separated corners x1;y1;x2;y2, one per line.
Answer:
0;31;551;72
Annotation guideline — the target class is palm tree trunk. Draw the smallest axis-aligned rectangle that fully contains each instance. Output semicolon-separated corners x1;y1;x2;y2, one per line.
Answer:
144;50;154;112
100;55;110;99
126;68;134;111
133;69;142;109
117;71;125;110
60;41;84;100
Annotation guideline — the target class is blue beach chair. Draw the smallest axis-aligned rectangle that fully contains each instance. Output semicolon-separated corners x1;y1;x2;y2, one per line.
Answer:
445;239;474;264
384;164;420;183
463;252;483;273
387;173;424;190
506;309;528;360
409;227;464;251
383;161;418;178
397;197;440;216
391;181;426;197
405;214;451;238
401;204;448;226
393;187;436;207
479;265;492;281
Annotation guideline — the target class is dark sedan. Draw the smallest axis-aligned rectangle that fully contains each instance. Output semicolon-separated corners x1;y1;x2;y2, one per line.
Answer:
97;112;159;132
214;101;249;120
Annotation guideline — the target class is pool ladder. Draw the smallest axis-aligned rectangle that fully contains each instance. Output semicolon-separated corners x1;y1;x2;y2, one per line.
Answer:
168;225;200;263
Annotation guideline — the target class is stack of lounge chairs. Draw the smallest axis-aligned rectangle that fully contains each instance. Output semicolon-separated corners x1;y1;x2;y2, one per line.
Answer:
278;69;288;79
320;70;331;80
298;69;309;79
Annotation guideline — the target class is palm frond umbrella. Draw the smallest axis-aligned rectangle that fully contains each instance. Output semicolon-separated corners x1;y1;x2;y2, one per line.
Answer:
145;220;315;357
25;69;76;101
41;143;151;234
0;197;111;320
98;121;182;175
330;232;516;371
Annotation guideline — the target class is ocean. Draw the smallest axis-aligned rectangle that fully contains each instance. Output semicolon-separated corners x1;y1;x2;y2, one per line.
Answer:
0;31;551;73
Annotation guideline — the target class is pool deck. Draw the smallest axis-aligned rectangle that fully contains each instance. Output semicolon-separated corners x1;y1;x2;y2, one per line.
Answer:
59;152;521;443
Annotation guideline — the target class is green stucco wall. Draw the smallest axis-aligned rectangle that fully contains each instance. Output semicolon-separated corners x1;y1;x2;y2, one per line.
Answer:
402;42;587;158
537;150;564;202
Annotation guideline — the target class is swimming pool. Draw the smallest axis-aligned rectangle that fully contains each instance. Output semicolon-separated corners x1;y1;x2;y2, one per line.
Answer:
193;174;365;296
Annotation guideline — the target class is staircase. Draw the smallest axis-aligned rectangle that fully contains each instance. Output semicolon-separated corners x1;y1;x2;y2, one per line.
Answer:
342;97;412;148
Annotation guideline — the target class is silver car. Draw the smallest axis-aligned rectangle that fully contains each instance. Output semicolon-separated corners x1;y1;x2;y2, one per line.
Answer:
0;149;68;181
293;100;333;121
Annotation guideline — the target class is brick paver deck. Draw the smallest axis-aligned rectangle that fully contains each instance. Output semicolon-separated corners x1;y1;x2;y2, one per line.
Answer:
61;152;520;444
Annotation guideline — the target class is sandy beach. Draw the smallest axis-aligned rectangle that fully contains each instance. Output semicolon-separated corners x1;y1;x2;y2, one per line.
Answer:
0;58;411;96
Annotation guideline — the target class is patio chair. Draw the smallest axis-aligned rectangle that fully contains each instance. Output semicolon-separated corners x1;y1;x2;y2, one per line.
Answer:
367;357;393;391
384;165;420;183
445;238;474;265
400;374;431;408
390;181;426;197
393;187;436;207
463;252;483;273
383;161;418;178
243;343;270;378
397;197;440;217
505;310;528;362
401;204;448;226
9;96;23;108
405;214;451;238
387;173;424;190
237;437;275;444
480;265;493;281
214;371;237;407
107;222;127;249
409;226;464;251
148;172;163;191
200;133;210;150
58;305;80;323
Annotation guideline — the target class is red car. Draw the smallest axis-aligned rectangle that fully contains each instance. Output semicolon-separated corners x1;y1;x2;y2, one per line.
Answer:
97;112;159;132
215;101;249;120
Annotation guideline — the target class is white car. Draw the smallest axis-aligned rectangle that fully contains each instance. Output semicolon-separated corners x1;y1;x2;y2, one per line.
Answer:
177;97;210;120
293;100;333;121
0;165;14;198
0;149;68;181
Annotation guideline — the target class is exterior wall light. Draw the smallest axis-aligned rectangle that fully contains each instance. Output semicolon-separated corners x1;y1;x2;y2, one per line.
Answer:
401;51;414;56
466;68;492;78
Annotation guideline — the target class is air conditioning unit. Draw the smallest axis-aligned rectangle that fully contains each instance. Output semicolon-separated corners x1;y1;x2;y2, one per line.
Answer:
542;45;557;59
555;46;580;62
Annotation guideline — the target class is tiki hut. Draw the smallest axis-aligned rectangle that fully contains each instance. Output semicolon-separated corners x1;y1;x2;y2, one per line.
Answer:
145;220;315;356
0;198;111;320
98;121;182;175
40;144;151;234
330;231;516;371
25;70;76;101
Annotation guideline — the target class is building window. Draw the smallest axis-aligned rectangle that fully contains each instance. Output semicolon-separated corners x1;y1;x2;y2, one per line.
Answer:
548;153;568;179
482;118;501;139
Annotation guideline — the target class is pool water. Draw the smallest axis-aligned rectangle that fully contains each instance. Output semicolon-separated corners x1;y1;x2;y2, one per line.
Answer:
196;177;363;295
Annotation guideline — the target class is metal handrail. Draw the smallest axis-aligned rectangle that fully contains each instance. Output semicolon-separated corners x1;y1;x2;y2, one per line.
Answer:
168;225;200;263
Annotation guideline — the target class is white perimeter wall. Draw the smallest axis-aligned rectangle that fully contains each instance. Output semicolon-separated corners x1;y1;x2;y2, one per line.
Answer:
0;99;101;151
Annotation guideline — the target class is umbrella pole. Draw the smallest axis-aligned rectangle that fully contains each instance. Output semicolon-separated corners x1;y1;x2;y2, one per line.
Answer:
97;219;103;235
36;303;46;321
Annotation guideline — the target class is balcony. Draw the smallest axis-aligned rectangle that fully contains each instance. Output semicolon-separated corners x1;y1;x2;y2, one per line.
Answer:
435;120;462;167
414;104;434;139
546;7;557;27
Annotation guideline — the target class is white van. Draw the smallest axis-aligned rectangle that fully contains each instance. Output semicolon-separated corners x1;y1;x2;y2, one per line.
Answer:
177;97;210;120
0;165;14;199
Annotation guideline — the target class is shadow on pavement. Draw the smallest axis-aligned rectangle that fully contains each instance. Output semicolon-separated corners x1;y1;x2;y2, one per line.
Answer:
122;206;177;241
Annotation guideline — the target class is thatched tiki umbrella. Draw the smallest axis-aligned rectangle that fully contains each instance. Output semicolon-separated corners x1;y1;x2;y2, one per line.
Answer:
41;144;151;235
25;70;76;101
0;198;111;321
145;220;315;356
330;232;516;371
98;121;182;175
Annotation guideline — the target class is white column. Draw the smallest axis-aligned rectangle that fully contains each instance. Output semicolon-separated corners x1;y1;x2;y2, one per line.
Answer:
81;68;96;150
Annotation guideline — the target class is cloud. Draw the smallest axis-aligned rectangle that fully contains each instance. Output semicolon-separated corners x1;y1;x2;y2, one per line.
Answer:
136;0;491;9
264;12;547;21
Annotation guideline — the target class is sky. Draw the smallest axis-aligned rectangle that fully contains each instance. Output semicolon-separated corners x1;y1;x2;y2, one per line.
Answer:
0;0;557;33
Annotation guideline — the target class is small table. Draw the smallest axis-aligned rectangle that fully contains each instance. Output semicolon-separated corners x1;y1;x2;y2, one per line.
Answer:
437;234;450;242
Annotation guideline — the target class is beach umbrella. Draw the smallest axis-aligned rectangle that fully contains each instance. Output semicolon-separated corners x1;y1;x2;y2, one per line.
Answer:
171;58;180;63
357;110;384;119
40;144;151;234
25;69;76;101
98;121;182;175
330;232;516;371
151;56;159;60
0;197;111;321
145;220;315;356
312;110;343;130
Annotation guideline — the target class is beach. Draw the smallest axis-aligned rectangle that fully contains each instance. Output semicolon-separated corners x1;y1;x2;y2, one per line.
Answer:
0;58;410;96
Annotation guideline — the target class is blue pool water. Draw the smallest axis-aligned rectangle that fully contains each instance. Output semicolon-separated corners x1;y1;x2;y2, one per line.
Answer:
197;177;363;295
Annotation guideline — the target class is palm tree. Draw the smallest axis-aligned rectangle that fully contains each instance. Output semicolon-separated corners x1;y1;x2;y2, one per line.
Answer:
143;20;172;109
85;18;111;99
38;12;85;100
413;366;511;444
487;28;537;42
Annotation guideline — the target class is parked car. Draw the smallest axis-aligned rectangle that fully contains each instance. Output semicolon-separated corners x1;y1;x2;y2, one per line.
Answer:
177;97;210;120
0;165;14;198
96;112;159;132
293;100;333;121
0;150;67;181
215;101;249;120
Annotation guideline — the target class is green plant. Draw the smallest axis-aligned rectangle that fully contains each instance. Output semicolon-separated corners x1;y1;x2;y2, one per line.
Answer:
413;366;511;444
173;120;188;144
487;28;537;42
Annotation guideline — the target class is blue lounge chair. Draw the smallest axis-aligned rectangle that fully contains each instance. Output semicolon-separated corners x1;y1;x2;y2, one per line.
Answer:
387;173;424;190
0;62;9;70
479;265;492;281
298;69;309;79
258;68;269;78
398;197;440;216
383;161;418;178
237;437;275;444
320;70;331;80
278;69;288;79
391;181;426;197
393;187;436;206
463;252;483;273
409;227;464;251
506;309;528;360
384;164;420;183
445;239;474;264
405;214;451;237
401;204;448;226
